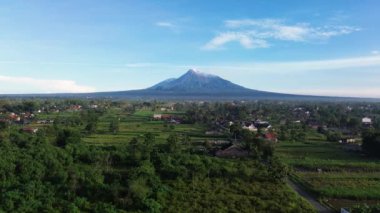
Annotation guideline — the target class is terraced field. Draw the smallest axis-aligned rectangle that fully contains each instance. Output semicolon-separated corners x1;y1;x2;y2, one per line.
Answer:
277;139;380;210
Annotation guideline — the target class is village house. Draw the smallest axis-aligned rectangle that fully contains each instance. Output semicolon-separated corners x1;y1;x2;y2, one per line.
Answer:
362;117;372;127
36;120;54;124
339;137;357;144
160;103;175;111
69;105;82;111
293;107;304;112
161;114;172;120
22;127;39;134
264;132;278;142
169;118;181;125
254;120;272;131
242;123;258;132
153;114;162;119
307;119;322;130
241;120;272;132
153;114;177;121
8;113;21;122
21;112;35;119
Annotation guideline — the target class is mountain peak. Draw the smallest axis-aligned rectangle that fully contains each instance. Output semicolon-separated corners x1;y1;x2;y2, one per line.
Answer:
186;69;204;75
187;68;198;74
148;69;250;92
184;69;216;78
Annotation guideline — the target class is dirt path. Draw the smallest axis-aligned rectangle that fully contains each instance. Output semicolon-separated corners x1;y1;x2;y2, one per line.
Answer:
286;179;333;213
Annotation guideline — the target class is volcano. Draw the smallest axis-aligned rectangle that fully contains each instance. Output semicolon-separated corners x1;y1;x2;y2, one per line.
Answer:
3;69;368;101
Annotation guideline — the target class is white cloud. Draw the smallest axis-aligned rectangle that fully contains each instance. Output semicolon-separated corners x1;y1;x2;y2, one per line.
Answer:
156;21;175;28
371;50;379;55
155;21;182;33
272;25;310;41
225;18;282;28
202;32;269;50
0;75;96;94
311;26;359;39
156;21;181;32
204;18;360;50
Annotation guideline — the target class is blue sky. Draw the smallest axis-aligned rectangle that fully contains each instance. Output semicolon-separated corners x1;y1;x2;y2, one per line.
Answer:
0;0;380;97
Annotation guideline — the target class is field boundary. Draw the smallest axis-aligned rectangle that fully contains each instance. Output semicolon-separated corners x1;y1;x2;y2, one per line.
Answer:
287;178;333;213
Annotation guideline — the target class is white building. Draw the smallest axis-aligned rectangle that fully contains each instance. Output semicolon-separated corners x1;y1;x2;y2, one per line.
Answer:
153;114;162;119
362;117;372;124
242;124;258;132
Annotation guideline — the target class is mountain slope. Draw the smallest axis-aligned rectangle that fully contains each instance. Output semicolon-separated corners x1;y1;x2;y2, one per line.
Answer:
147;69;252;92
85;69;296;100
3;69;376;101
149;78;177;90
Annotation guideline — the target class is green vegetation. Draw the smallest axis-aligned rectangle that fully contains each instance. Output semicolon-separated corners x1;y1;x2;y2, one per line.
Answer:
2;99;380;211
351;204;380;213
0;131;313;212
277;139;380;210
362;130;380;157
0;99;316;212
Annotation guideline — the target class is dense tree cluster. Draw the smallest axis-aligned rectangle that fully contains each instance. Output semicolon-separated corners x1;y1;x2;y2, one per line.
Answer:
0;126;312;212
362;131;380;157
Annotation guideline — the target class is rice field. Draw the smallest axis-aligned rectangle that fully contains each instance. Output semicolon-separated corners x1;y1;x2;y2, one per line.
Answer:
277;139;380;210
83;109;224;146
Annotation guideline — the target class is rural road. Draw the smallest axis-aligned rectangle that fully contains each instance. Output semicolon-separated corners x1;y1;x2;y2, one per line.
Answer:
286;179;333;213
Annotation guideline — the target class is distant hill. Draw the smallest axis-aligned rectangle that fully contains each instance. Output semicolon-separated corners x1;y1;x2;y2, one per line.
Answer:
83;69;295;100
1;69;379;101
148;69;249;92
78;69;333;100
